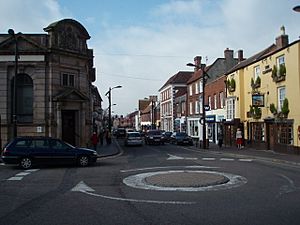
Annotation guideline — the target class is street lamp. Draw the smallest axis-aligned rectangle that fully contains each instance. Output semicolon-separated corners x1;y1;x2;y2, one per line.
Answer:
293;5;300;12
105;85;122;133
186;63;210;149
8;29;19;138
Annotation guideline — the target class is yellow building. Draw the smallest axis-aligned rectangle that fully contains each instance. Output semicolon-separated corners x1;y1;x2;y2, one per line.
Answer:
225;27;300;153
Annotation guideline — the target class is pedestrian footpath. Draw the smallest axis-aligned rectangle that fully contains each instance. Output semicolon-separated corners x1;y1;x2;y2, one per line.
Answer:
95;138;121;158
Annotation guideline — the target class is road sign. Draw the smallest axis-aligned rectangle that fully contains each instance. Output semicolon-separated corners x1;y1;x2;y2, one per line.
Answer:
204;105;210;111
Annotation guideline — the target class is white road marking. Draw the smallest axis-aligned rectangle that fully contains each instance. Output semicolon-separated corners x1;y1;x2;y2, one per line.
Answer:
71;181;196;205
120;165;219;173
202;158;216;161
167;154;197;160
238;159;253;162
0;163;5;166
277;173;299;197
16;172;31;176
220;158;235;161
6;169;39;181
7;177;23;181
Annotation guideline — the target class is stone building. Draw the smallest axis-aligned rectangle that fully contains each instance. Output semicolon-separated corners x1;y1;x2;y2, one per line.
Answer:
0;19;96;148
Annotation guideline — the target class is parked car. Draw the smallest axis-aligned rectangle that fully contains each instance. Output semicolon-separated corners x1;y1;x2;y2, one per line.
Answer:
124;132;143;146
170;132;193;145
1;136;98;169
145;130;164;145
162;131;172;142
115;128;126;138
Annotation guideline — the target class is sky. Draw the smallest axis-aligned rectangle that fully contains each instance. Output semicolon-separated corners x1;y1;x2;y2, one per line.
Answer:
1;0;300;115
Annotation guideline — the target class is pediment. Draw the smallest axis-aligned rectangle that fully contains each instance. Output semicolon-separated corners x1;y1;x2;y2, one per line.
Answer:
53;88;89;102
0;34;47;53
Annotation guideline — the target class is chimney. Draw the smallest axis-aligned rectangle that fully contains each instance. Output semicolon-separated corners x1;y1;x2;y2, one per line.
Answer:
237;49;244;63
276;26;289;49
224;48;234;61
194;56;202;71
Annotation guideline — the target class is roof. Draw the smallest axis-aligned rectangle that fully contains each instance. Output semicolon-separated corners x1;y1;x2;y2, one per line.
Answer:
159;71;193;91
225;44;277;75
43;18;90;39
174;87;187;98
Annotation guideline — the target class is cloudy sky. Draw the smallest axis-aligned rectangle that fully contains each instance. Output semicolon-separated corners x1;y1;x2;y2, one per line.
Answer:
1;0;300;115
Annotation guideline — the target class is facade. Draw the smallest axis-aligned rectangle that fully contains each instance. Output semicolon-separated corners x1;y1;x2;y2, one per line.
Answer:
174;87;187;132
0;19;96;148
225;27;300;153
186;49;240;143
159;71;193;132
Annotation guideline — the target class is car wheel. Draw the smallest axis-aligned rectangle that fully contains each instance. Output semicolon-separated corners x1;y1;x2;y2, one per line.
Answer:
78;155;89;167
20;157;33;169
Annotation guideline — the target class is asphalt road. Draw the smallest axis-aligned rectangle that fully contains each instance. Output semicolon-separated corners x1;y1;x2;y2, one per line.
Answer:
1;140;300;225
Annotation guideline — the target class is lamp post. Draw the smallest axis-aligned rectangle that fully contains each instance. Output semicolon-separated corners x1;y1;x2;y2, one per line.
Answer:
187;63;209;149
293;5;300;12
8;29;18;138
105;85;122;133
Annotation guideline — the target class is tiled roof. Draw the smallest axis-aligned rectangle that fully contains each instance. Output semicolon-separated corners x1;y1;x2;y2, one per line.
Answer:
159;71;193;91
225;44;277;75
174;87;187;98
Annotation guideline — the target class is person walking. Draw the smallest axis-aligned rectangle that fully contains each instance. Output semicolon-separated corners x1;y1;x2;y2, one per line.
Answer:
91;132;99;150
218;131;223;148
236;128;243;149
98;129;104;146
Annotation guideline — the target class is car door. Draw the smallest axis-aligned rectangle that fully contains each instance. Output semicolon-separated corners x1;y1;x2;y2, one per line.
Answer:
50;139;77;165
29;139;53;164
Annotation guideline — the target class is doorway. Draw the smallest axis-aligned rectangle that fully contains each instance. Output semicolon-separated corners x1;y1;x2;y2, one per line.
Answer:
62;110;76;146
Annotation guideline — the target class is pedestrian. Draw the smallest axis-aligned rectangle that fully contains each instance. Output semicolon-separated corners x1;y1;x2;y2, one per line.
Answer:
218;132;223;148
98;129;104;146
105;129;112;145
236;128;243;149
91;132;98;150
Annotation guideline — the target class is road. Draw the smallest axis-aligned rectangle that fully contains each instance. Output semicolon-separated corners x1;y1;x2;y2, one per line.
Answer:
1;140;300;225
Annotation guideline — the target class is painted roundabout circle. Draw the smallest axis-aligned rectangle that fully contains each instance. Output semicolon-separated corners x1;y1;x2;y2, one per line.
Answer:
123;170;247;192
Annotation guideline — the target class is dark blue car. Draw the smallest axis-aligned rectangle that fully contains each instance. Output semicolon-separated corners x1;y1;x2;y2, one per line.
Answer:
170;132;193;145
1;136;98;169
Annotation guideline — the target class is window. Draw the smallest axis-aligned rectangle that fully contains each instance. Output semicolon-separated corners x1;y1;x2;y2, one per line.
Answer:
208;96;212;109
214;94;217;109
254;66;260;80
278;86;286;111
199;96;203;114
189;102;193;115
189;85;193;96
12;74;33;123
199;80;203;93
61;73;75;87
226;98;235;120
195;101;199;114
219;92;224;108
195;82;199;94
181;102;185;114
278;123;293;145
277;55;285;67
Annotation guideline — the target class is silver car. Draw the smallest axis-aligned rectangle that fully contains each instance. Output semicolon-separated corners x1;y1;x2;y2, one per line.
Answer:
124;132;143;146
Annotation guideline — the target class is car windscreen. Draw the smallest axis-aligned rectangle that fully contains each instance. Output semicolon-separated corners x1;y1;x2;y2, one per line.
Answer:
148;131;161;135
128;133;141;137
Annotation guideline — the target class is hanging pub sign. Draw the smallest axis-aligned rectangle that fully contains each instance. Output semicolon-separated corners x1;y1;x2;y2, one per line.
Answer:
252;94;264;107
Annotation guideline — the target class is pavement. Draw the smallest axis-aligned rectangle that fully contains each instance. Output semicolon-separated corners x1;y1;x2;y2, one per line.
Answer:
95;138;122;159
